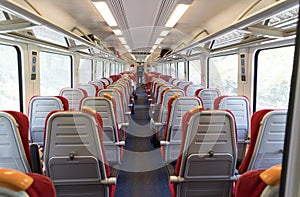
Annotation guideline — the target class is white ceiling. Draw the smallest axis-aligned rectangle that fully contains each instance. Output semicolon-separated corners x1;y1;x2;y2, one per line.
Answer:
4;0;294;61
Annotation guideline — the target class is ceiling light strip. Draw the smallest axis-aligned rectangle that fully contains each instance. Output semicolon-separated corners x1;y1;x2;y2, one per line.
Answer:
93;1;117;26
165;4;190;28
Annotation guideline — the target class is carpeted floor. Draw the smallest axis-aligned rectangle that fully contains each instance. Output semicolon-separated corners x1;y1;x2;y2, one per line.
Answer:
114;86;171;197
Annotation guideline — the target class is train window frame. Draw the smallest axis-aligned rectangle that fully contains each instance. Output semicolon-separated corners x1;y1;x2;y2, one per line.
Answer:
0;44;23;112
207;53;238;95
281;17;300;196
40;51;73;95
253;45;294;112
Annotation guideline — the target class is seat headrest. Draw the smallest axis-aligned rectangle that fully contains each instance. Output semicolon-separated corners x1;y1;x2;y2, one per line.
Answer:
163;87;170;91
171;94;181;100
0;168;33;192
82;106;97;116
113;87;121;92
103;93;113;100
188;106;203;114
259;164;282;186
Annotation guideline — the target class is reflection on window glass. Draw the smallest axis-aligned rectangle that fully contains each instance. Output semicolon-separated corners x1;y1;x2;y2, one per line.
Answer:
0;45;20;111
40;52;72;95
170;63;176;77
79;58;92;83
256;46;294;110
209;54;238;95
188;59;201;84
177;62;185;80
95;60;104;79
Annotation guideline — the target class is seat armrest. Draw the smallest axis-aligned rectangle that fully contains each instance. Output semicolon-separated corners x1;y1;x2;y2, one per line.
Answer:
128;104;133;107
115;141;126;146
169;176;184;183
29;143;42;174
150;103;155;107
154;122;164;130
155;122;163;127
120;122;129;129
150;119;164;131
101;177;117;185
125;111;131;115
160;140;169;146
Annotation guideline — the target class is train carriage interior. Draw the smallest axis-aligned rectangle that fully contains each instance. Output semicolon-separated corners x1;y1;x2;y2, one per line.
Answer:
0;0;300;196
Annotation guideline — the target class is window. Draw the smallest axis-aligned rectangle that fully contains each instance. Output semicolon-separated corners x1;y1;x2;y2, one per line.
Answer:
115;63;119;74
0;45;21;111
208;54;238;95
170;63;176;77
163;64;168;75
156;64;162;73
177;62;185;80
188;59;201;84
78;58;92;83
40;52;72;95
111;63;116;75
119;63;123;73
104;61;110;77
255;46;294;110
95;60;104;80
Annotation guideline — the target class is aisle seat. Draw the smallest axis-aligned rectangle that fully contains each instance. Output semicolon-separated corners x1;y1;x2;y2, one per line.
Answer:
150;88;185;139
160;96;202;163
81;96;125;166
98;89;129;135
168;108;237;197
